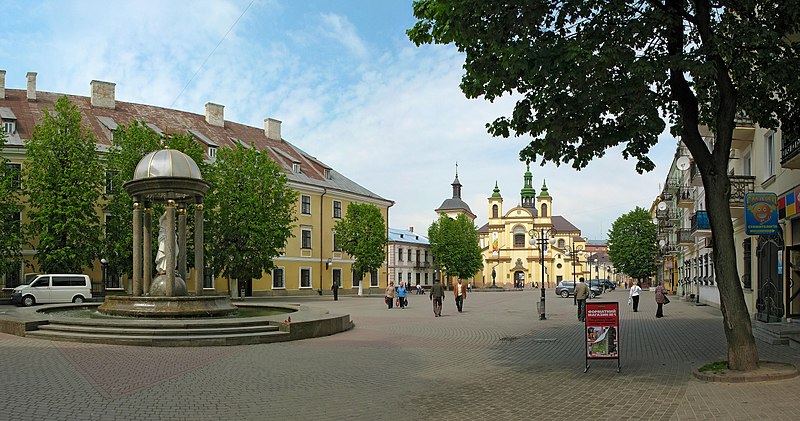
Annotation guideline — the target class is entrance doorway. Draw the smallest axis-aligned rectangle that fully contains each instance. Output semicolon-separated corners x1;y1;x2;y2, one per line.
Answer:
756;229;784;322
514;271;525;288
786;245;800;318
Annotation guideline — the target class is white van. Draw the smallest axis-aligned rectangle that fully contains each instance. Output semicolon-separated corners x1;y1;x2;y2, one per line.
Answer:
11;274;93;307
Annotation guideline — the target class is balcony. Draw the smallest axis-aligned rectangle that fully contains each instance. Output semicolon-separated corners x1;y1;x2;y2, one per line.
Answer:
729;175;755;219
782;137;800;169
690;162;703;187
676;228;693;245
677;187;694;209
660;191;674;202
732;118;756;150
691;210;711;237
664;176;681;193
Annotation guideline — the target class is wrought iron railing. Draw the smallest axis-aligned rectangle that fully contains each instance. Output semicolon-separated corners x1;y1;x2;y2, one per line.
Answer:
781;137;800;162
676;228;693;244
691;210;710;232
729;175;755;207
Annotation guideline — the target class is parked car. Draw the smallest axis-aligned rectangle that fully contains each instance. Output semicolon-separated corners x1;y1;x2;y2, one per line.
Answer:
554;280;601;299
11;274;92;307
588;278;614;291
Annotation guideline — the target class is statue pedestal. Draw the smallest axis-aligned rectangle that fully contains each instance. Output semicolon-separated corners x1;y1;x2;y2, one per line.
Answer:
149;274;188;296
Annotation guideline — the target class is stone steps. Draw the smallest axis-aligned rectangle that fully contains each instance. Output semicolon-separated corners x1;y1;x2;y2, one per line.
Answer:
26;319;290;346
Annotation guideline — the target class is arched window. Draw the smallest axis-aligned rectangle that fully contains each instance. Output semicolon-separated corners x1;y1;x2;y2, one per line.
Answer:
512;225;526;248
557;239;565;248
492;204;499;218
541;203;548;217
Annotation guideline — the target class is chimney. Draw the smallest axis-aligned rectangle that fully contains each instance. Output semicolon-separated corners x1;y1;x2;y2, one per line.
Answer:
205;102;224;127
409;227;414;233
265;118;281;140
26;72;37;101
0;70;5;99
90;80;116;109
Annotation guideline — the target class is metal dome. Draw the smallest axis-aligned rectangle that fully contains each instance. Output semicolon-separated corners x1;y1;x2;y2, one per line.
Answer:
133;149;202;181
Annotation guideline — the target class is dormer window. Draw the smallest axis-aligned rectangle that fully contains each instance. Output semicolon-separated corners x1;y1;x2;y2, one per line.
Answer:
1;107;18;134
324;168;331;179
292;162;300;173
2;120;15;134
208;147;217;159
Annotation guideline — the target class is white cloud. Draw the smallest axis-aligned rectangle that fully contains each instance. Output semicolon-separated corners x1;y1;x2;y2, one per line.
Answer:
318;13;369;60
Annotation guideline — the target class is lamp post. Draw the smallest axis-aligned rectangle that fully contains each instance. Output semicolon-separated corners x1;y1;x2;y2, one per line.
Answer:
529;228;555;320
569;242;584;306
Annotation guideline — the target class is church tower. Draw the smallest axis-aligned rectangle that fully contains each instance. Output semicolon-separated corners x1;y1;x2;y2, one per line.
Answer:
537;180;553;220
520;162;537;211
435;164;476;221
488;181;503;222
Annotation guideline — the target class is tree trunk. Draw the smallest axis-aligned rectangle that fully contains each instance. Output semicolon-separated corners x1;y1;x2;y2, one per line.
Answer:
704;171;760;371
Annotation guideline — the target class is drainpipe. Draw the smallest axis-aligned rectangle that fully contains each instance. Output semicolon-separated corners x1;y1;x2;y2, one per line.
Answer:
319;188;327;295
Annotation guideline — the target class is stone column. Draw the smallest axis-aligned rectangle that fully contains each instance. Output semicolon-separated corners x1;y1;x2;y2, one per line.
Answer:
166;200;176;296
143;205;153;295
178;207;187;281
195;202;205;296
132;201;142;296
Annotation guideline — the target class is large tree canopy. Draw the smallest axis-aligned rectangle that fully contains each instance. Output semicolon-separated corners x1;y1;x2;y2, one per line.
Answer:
607;207;658;281
409;0;800;370
427;213;483;281
334;202;387;285
23;97;103;274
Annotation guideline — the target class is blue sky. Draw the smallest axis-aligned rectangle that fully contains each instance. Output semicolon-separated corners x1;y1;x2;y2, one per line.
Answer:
0;0;675;240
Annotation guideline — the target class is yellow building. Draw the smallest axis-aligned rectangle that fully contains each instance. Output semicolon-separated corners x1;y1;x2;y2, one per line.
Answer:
478;165;589;289
0;72;393;298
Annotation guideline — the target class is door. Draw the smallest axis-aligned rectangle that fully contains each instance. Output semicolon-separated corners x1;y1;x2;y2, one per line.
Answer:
756;229;784;323
787;245;800;318
514;271;525;288
30;276;51;303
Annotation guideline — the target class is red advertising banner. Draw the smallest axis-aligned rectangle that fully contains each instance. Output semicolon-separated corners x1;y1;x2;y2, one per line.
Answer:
585;302;619;360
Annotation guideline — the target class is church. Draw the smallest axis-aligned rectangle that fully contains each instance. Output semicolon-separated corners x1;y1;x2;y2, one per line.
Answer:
476;164;589;289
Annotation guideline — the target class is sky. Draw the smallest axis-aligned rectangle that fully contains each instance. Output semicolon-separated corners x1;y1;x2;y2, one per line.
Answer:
0;0;676;241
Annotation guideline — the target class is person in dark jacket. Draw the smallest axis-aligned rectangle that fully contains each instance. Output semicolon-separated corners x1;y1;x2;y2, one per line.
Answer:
574;277;590;322
430;279;445;317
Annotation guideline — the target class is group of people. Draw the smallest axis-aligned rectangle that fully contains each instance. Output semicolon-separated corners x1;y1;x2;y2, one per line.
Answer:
384;279;468;317
573;277;670;322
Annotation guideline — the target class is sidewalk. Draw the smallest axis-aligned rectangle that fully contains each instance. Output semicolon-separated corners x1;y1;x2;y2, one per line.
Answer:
1;289;798;420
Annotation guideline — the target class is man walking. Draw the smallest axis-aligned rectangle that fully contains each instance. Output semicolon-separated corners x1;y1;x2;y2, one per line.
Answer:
574;277;589;322
331;279;339;301
430;279;445;317
630;281;642;312
454;279;467;312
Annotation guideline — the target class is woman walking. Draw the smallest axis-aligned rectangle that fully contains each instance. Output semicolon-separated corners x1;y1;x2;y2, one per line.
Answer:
385;281;396;309
397;281;408;309
655;282;668;318
629;281;642;312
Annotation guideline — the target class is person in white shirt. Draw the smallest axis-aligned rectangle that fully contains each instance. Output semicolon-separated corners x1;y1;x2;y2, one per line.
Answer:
454;279;467;312
629;281;642;312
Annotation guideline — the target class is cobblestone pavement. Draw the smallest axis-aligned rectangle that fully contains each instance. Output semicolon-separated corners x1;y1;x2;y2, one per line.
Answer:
2;289;799;420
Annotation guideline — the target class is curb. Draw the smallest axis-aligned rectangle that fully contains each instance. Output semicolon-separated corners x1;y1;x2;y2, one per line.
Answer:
692;361;799;383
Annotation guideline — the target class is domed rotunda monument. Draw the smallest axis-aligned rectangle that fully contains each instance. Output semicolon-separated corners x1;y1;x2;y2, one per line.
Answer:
98;148;236;317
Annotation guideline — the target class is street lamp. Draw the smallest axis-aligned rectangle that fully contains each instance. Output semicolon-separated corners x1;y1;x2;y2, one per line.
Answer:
569;242;584;305
529;228;555;320
100;258;108;291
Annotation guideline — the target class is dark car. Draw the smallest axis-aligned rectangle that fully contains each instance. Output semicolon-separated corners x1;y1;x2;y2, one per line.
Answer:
555;280;601;299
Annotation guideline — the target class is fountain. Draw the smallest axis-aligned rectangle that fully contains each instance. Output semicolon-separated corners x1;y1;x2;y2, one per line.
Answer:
98;148;237;317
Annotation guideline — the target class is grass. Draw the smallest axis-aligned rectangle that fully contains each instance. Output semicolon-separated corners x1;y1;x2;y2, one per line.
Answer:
698;361;728;373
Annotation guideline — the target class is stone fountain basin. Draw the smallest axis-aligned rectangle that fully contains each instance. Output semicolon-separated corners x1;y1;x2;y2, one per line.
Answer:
98;295;237;317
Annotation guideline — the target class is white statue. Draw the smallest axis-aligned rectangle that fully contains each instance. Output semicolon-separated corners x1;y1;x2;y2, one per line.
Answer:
155;211;178;274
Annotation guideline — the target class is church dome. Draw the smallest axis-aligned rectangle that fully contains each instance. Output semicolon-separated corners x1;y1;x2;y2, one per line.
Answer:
133;149;203;180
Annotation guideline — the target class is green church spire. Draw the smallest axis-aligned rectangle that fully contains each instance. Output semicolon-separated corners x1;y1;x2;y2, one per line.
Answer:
539;179;550;198
520;162;536;208
491;181;502;198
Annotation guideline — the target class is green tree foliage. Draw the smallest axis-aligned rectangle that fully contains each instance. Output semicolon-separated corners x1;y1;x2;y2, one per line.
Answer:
205;144;297;288
103;122;207;280
23;97;103;273
408;0;800;370
0;129;23;277
427;213;483;280
334;203;387;282
607;208;658;281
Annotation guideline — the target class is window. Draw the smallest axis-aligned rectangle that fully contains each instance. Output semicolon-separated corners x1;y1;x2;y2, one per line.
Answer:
293;162;301;173
300;268;312;288
272;267;285;289
333;232;341;251
765;132;776;178
301;228;312;249
3;263;22;289
2;120;15;134
743;152;751;176
203;267;214;289
408;249;412;261
541;203;548;217
557;239;565;248
208;147;217;159
424;251;429;262
514;233;525;247
301;195;311;215
398;248;403;261
424;273;429;285
492;204;498;218
397;272;402;283
416;250;420;264
416;273;420;285
105;170;118;194
333;200;342;219
6;163;20;189
353;270;361;287
333;268;342;288
370;270;379;287
407;273;412;283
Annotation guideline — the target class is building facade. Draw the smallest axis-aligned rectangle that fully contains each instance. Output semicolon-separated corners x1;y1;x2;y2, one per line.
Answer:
0;71;393;298
387;227;435;289
477;165;590;289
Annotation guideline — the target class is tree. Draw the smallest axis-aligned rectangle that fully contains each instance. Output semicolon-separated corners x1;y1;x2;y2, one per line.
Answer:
427;213;483;281
23;97;103;273
607;207;658;282
103;122;207;282
334;203;387;289
205;144;297;295
0;129;23;280
408;0;800;371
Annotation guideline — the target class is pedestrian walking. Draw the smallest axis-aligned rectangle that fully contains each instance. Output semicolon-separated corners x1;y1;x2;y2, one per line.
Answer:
430;279;445;317
454;278;467;312
629;281;642;312
331;279;339;301
655;281;668;318
397;282;408;309
574;277;589;322
385;281;395;309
